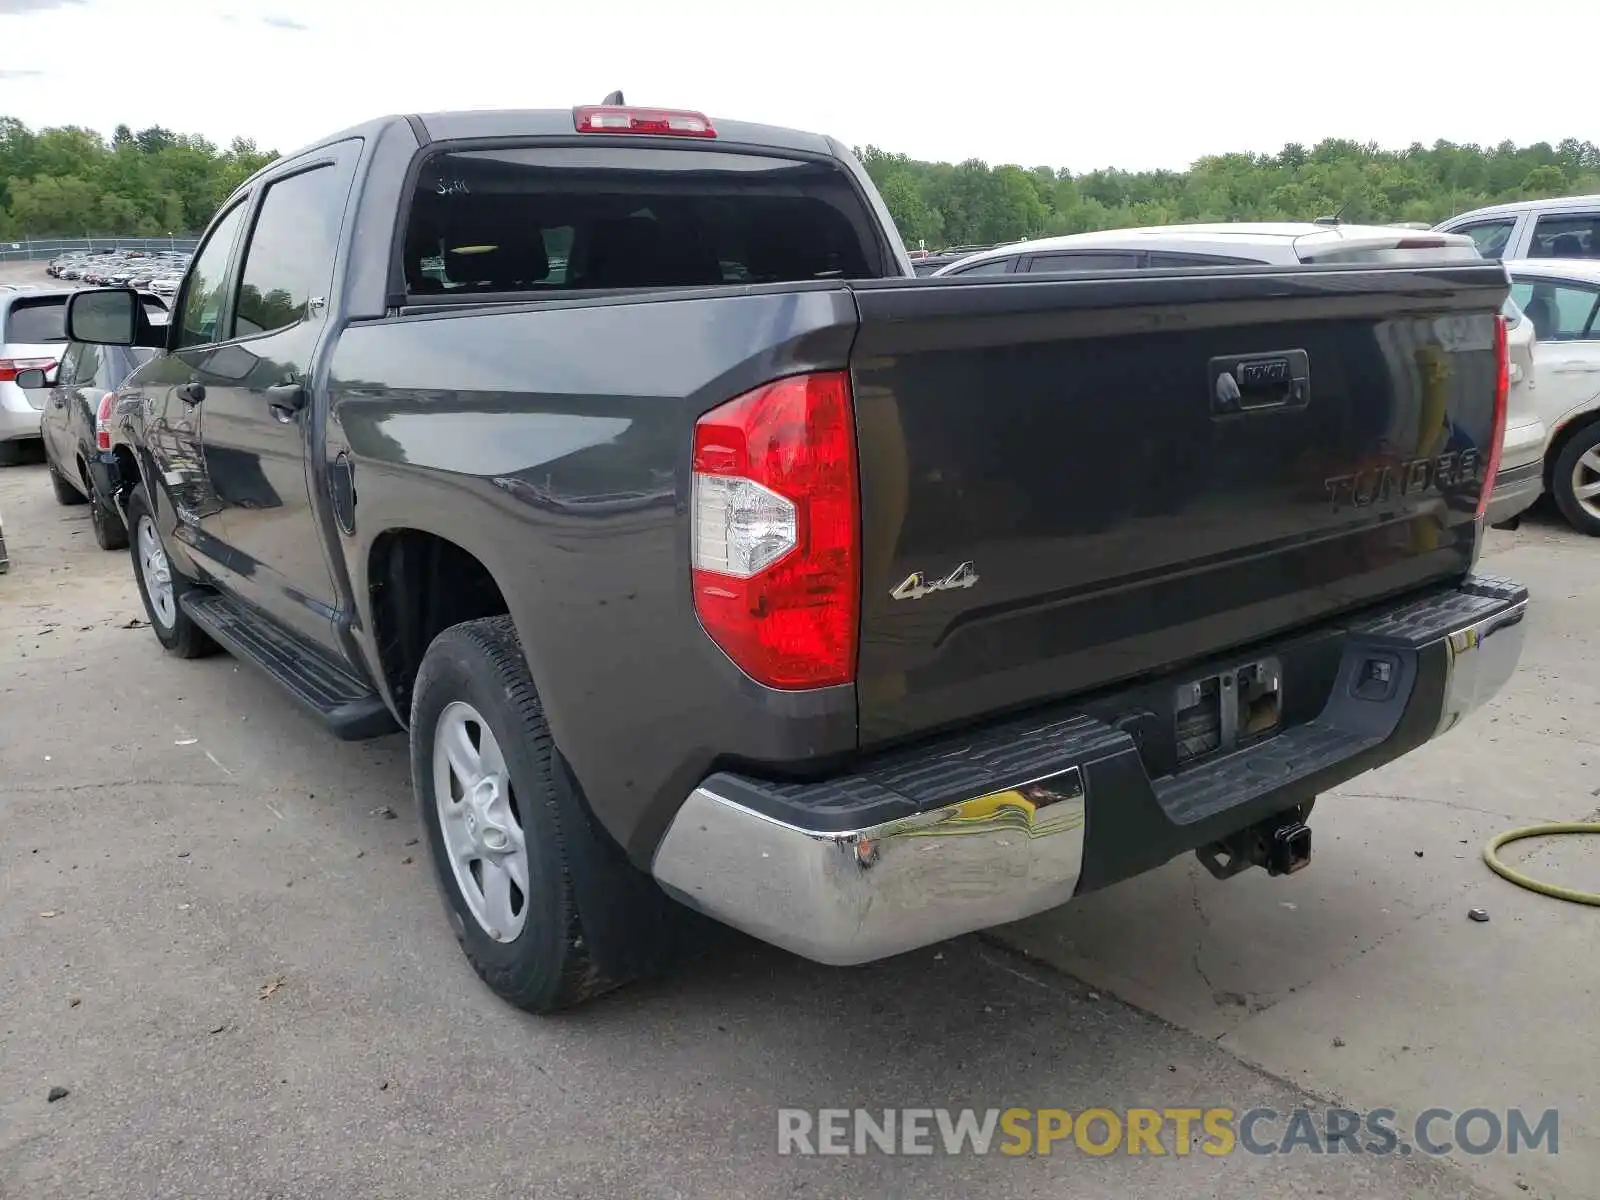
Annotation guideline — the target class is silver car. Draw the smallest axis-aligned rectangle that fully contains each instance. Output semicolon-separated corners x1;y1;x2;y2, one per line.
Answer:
0;289;73;466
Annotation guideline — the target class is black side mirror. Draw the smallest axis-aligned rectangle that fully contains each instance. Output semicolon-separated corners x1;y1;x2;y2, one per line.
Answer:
66;288;139;346
14;368;50;390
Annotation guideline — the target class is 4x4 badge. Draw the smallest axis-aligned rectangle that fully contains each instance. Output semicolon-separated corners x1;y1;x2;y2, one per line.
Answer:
891;561;979;601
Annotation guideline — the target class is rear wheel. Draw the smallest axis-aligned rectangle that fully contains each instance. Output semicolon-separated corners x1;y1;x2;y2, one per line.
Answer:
1551;419;1600;537
125;486;216;658
48;459;85;506
85;468;129;551
412;616;692;1013
0;440;38;467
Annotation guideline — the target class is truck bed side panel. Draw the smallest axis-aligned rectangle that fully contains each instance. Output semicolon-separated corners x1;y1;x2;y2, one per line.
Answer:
325;285;860;859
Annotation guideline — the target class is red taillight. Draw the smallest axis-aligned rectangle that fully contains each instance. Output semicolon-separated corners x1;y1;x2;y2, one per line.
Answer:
573;105;716;138
0;357;55;383
1477;315;1510;520
690;371;859;690
95;391;117;451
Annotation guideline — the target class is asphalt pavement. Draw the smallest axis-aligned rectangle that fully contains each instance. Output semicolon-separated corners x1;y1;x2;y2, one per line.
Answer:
0;451;1578;1198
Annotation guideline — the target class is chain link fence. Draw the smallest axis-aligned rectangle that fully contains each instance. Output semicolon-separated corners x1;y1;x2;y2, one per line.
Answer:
0;236;200;263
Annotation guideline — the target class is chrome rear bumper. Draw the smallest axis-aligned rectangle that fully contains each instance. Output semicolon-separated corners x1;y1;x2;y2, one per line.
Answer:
652;576;1528;966
1435;590;1527;737
654;767;1088;966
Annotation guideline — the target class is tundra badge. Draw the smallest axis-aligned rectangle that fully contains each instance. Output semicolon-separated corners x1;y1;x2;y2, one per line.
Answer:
891;561;980;601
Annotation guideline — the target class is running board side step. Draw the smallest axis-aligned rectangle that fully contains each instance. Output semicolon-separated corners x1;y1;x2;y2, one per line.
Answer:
179;590;397;741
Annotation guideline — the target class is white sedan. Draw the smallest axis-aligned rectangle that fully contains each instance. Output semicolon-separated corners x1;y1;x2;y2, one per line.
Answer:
1504;259;1600;534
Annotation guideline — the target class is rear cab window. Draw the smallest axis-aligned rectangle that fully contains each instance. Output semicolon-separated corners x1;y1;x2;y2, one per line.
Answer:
401;144;888;298
3;297;69;344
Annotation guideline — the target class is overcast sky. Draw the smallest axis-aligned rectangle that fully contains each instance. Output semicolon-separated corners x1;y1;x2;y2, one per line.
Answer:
0;0;1593;172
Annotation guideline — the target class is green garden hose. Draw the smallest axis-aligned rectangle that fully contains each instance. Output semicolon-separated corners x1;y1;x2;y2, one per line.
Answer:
1482;824;1600;906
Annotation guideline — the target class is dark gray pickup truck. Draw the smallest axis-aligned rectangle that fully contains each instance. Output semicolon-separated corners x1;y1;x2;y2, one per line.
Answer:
64;102;1528;1012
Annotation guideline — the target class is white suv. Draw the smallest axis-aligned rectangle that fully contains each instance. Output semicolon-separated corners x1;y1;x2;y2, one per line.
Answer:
929;222;1483;276
0;289;71;466
1434;196;1600;262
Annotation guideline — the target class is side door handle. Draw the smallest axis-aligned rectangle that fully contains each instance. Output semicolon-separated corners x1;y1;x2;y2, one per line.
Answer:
176;381;206;404
266;382;307;423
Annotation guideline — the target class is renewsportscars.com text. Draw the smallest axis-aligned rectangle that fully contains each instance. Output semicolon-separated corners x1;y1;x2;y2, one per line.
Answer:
777;1107;1559;1158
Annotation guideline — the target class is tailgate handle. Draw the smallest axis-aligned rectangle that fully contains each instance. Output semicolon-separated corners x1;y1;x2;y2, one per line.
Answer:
1210;350;1310;415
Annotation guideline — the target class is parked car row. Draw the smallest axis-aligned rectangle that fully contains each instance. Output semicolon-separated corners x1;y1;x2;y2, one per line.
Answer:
930;218;1600;535
46;248;191;298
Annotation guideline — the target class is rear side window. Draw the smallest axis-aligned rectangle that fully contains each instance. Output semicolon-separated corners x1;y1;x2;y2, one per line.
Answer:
1528;213;1600;260
75;343;104;388
951;258;1014;275
57;343;83;384
234;165;345;337
1510;279;1600;340
403;145;884;296
1454;220;1516;260
1025;252;1143;272
1146;251;1268;268
4;297;68;343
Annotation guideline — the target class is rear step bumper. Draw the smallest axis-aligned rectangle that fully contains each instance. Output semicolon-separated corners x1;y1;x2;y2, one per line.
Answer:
651;574;1528;966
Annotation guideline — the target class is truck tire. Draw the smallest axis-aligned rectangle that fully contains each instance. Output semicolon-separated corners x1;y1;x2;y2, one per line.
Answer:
411;616;693;1013
85;470;129;551
125;485;217;658
48;460;85;506
1550;418;1600;537
89;486;130;550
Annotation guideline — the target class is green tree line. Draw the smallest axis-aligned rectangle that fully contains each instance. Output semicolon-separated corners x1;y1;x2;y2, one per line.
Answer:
859;138;1600;251
5;115;1599;250
0;116;278;238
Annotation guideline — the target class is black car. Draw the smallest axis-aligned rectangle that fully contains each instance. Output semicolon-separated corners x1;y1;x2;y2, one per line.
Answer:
28;334;162;549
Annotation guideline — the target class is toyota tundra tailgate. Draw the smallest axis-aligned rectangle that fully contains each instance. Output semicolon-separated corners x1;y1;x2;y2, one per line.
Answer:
847;262;1511;747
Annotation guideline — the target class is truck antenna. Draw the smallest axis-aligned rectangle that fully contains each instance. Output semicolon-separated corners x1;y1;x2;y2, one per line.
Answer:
1313;199;1349;227
602;90;625;105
